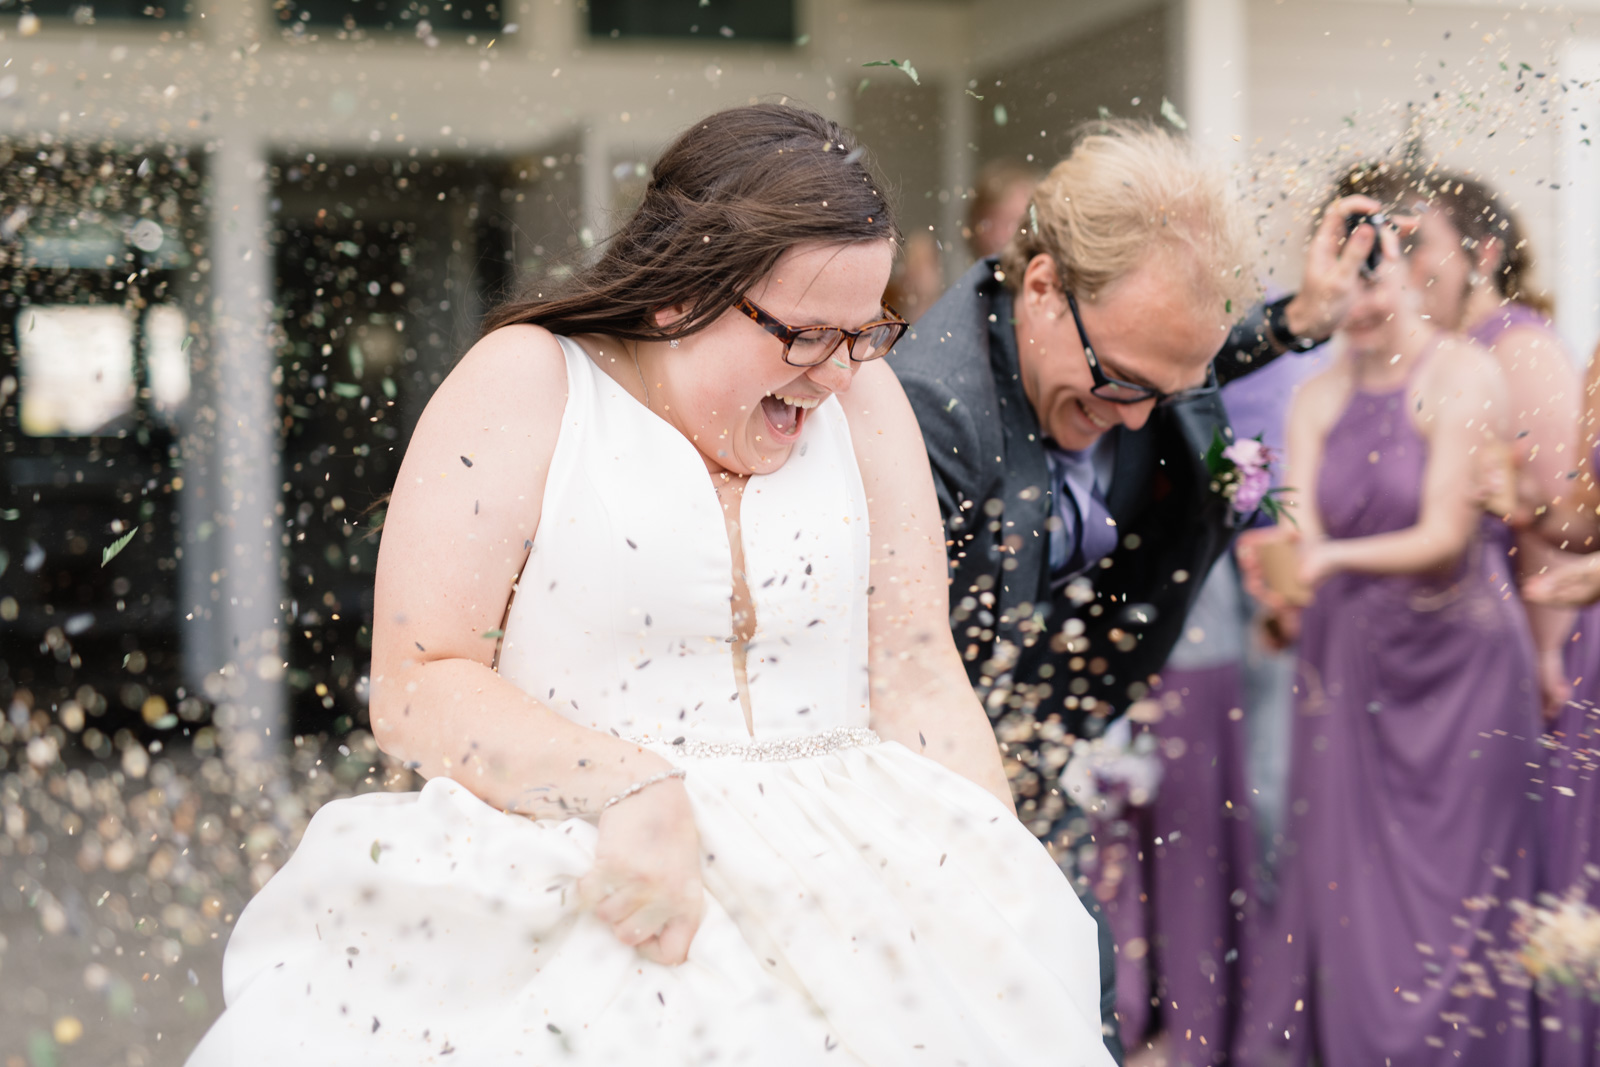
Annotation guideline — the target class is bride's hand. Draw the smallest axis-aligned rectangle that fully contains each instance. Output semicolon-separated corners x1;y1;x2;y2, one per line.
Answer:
578;776;705;966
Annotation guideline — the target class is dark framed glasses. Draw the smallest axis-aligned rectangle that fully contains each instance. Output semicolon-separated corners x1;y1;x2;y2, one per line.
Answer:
1065;291;1218;405
736;296;909;368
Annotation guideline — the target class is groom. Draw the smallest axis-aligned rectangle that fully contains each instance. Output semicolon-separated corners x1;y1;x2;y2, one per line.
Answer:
893;121;1374;1058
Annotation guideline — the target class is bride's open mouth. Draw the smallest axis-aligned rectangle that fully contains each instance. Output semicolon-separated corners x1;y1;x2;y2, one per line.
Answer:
761;392;820;441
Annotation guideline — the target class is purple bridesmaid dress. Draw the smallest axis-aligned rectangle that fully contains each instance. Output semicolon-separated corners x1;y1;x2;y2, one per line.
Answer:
1243;350;1541;1065
1469;302;1599;1063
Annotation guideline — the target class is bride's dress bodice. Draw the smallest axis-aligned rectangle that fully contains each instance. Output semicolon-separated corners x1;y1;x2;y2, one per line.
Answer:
498;336;872;743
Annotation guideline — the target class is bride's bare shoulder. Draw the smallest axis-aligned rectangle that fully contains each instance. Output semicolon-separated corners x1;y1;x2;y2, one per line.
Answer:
390;324;569;522
442;323;568;406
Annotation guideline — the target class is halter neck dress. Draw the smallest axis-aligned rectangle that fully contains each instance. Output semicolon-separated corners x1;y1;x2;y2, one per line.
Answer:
185;336;1115;1066
1240;340;1540;1066
1472;303;1600;1065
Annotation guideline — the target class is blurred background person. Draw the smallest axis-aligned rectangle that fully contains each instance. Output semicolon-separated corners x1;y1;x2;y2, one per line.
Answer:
1239;217;1539;1066
965;158;1044;262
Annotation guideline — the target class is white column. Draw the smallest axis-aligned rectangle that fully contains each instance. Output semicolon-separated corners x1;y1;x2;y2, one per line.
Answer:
207;135;287;786
1557;37;1600;367
580;125;612;255
1174;0;1248;165
940;75;976;285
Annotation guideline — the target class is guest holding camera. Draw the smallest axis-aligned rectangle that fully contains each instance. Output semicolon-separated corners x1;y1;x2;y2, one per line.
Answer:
1238;214;1539;1066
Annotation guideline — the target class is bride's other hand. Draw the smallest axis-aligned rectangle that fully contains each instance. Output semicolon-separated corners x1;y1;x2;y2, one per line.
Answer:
579;778;705;966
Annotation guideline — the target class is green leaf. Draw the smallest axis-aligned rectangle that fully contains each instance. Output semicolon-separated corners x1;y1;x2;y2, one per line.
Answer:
993;104;1008;127
1225;299;1232;314
180;334;193;352
1098;106;1111;120
1520;61;1533;71
382;377;397;399
332;382;362;398
862;59;919;85
856;78;871;98
1160;97;1188;130
481;628;504;640
0;508;18;521
101;526;138;567
794;34;810;46
965;89;984;100
370;840;383;863
1500;61;1509;71
1203;430;1228;475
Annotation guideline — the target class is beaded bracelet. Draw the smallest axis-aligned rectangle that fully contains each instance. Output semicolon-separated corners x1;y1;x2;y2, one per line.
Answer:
599;768;687;813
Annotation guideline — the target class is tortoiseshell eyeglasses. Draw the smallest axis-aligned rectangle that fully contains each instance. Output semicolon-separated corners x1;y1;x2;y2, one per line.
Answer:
735;296;909;368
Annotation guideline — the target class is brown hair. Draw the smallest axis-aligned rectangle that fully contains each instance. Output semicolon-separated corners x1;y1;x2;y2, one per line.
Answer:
998;119;1255;313
482;104;897;340
1335;162;1551;316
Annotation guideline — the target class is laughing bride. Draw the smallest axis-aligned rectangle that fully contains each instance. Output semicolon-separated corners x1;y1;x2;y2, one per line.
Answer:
186;103;1114;1066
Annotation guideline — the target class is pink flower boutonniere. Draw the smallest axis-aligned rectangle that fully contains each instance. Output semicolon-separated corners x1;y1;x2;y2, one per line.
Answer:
1205;431;1292;523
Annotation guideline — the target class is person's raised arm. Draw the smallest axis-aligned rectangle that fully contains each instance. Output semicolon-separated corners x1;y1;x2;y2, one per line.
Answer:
1214;195;1396;383
840;361;1015;813
1303;341;1504;582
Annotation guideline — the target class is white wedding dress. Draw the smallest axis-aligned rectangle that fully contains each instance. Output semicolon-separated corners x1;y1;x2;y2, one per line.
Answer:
186;337;1114;1066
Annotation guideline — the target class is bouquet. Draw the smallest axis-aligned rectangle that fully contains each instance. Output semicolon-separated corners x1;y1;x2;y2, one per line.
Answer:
1206;431;1291;523
1496;888;1600;999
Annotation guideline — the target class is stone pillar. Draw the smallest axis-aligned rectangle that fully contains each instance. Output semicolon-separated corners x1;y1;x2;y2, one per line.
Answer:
202;135;287;786
1557;37;1600;365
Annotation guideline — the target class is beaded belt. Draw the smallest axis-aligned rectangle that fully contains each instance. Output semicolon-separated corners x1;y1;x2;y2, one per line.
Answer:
626;726;880;762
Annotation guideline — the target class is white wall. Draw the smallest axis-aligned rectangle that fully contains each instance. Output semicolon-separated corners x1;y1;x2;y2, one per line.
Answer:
1243;0;1596;347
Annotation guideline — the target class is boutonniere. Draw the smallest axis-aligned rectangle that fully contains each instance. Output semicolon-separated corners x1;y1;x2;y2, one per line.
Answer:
1205;431;1292;523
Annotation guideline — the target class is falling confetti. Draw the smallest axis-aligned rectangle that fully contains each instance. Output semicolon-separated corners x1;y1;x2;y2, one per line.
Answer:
862;59;919;85
101;526;138;567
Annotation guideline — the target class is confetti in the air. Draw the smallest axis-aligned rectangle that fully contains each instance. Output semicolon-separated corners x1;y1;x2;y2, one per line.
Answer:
101;526;138;567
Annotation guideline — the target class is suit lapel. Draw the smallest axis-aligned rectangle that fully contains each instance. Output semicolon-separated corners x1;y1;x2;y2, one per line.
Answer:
1106;424;1154;521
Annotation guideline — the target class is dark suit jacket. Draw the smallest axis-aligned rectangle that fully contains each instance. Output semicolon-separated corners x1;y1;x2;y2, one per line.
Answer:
893;259;1283;1065
893;258;1277;747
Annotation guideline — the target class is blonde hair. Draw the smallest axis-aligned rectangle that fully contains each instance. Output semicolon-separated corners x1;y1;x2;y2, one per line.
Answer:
998;119;1255;313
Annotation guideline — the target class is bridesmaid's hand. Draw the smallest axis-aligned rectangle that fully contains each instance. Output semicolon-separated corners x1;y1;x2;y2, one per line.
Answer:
1524;553;1600;608
1297;540;1340;589
579;777;705;966
1537;648;1572;724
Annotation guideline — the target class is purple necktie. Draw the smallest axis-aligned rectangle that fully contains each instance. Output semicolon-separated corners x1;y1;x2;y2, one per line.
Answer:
1049;445;1118;579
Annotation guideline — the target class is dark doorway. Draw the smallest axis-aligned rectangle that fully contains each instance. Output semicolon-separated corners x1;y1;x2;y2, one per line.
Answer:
270;152;515;737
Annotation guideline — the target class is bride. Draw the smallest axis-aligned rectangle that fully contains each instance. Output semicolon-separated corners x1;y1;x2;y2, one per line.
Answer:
187;103;1114;1066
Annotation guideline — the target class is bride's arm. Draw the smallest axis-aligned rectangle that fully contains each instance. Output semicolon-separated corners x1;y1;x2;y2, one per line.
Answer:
839;361;1016;814
369;325;676;814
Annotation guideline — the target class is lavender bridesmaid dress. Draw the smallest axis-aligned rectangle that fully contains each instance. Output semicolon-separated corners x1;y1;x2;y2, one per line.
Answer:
1243;354;1541;1065
1542;594;1600;1065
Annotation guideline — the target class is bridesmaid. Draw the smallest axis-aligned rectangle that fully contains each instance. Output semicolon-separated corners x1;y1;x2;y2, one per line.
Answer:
1246;216;1541;1064
1518;342;1600;1064
1407;172;1580;723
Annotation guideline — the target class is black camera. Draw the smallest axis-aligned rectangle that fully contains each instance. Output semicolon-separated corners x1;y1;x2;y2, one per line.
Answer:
1343;211;1388;275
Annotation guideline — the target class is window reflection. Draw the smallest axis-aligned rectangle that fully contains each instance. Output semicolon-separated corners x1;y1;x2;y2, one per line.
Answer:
146;304;191;420
17;304;136;436
15;302;190;436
